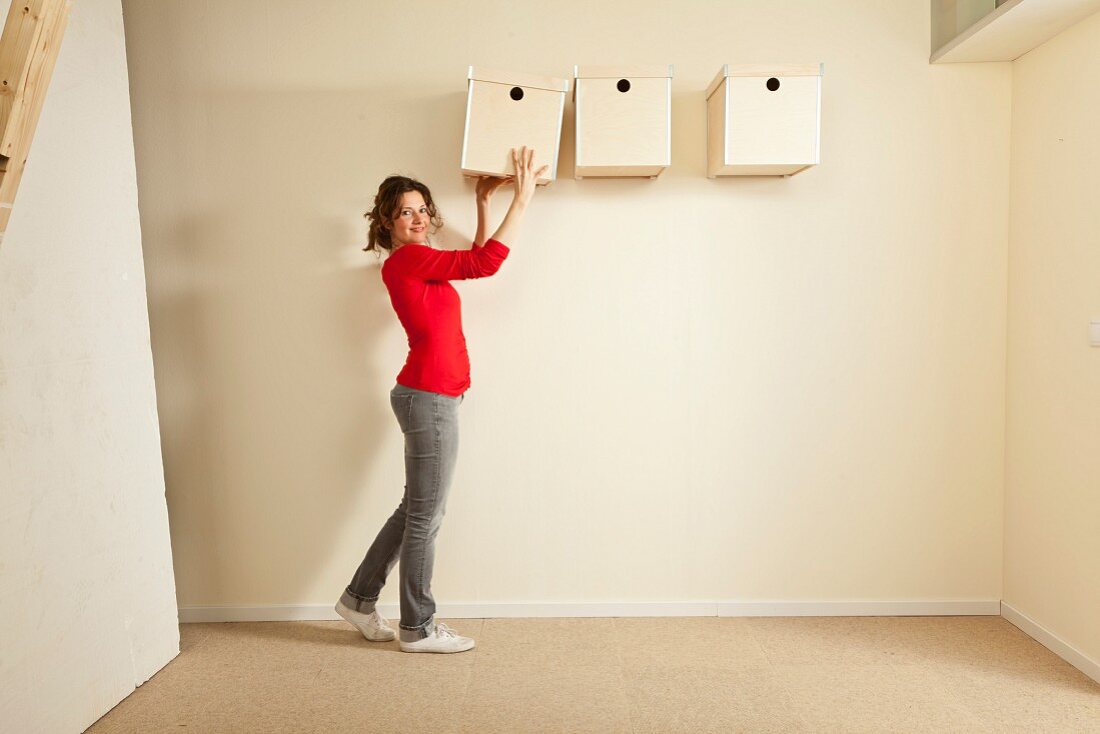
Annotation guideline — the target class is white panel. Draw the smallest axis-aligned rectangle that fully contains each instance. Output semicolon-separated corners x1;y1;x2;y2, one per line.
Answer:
726;75;818;165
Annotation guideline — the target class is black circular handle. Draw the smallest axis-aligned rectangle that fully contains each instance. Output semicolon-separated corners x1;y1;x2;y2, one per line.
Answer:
766;77;780;91
617;79;631;93
510;86;524;101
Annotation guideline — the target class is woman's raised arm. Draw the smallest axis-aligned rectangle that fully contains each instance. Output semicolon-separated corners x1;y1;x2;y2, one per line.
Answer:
473;175;510;246
490;146;548;247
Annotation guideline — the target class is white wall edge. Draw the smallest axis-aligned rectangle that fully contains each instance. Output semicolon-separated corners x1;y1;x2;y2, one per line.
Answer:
178;598;1002;624
1001;601;1100;686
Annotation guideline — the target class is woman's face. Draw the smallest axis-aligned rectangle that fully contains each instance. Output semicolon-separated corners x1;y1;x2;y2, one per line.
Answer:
389;191;430;247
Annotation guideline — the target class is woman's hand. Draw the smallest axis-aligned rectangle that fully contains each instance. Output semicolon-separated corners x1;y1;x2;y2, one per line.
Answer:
476;175;510;203
511;146;550;204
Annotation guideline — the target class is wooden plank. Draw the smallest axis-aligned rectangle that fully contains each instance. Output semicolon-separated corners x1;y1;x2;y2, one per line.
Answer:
0;0;46;155
0;0;71;236
931;0;1100;63
0;0;54;156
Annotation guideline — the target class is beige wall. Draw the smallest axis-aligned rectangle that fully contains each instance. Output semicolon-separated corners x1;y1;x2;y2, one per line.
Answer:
1005;10;1100;668
0;0;179;731
121;1;1011;612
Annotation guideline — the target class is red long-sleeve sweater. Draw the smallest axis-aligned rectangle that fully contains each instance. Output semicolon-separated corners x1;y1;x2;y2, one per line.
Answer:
381;238;510;397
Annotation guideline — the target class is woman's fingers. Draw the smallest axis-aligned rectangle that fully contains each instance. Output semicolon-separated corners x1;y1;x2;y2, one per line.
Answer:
509;146;539;176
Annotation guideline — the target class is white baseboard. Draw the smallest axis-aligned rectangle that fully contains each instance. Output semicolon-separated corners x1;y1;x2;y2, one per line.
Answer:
717;599;1001;616
1000;601;1100;686
177;598;1001;624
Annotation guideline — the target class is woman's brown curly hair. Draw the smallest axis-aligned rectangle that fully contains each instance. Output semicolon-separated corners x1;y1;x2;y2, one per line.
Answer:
363;175;443;255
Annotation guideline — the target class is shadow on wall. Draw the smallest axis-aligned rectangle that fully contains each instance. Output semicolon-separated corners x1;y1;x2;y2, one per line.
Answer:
150;207;390;601
144;87;485;602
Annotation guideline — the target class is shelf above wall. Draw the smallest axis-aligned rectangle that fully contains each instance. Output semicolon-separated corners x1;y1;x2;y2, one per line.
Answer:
931;0;1100;63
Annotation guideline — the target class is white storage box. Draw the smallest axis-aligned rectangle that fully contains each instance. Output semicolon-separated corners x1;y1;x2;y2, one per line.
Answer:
573;65;673;178
461;66;569;185
706;63;823;177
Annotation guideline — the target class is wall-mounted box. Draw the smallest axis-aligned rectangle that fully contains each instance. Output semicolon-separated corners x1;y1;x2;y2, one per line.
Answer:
461;66;569;185
573;65;673;179
705;64;823;178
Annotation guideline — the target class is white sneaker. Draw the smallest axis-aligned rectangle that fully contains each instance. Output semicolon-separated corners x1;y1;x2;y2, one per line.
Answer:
399;621;475;654
335;600;396;641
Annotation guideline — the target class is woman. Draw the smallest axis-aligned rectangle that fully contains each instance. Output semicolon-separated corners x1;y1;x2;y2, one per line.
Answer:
336;147;548;653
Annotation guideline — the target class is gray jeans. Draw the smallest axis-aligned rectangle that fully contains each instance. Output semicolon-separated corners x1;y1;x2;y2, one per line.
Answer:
341;383;463;642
